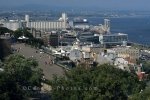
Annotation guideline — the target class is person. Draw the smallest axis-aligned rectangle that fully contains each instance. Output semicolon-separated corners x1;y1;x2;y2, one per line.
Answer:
42;75;45;81
45;61;47;65
49;61;51;65
52;60;55;64
51;60;53;64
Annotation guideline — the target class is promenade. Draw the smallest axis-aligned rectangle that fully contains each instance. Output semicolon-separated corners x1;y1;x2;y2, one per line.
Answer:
12;43;65;80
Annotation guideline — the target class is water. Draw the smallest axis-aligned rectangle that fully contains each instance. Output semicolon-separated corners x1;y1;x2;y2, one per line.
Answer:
88;16;150;45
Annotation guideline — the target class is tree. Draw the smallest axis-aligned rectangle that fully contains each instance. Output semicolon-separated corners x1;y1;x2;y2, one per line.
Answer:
50;64;145;100
0;39;12;60
143;61;150;74
13;28;33;39
13;28;44;48
137;59;150;74
129;87;150;100
0;27;13;35
0;54;43;100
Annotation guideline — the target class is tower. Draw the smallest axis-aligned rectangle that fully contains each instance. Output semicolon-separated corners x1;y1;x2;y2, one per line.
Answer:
104;19;110;33
62;13;67;22
61;13;68;29
25;15;29;27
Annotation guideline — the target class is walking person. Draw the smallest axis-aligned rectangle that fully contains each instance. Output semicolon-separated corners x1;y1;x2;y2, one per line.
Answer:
51;60;53;64
45;61;47;65
49;61;52;65
52;60;55;64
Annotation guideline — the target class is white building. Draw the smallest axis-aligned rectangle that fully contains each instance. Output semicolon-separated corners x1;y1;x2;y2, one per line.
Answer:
0;20;24;31
29;21;66;31
27;13;68;31
114;57;129;70
0;13;68;31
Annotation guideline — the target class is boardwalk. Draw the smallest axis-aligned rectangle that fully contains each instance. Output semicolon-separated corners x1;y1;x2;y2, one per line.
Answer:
12;43;64;80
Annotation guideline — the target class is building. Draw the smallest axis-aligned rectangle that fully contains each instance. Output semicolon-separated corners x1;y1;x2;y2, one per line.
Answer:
27;13;68;31
60;32;76;45
114;57;129;70
0;13;68;31
113;47;140;64
91;19;110;34
104;19;110;33
29;28;42;38
28;21;66;31
49;31;59;47
78;32;99;44
69;49;83;62
0;20;25;31
72;18;90;30
99;33;128;46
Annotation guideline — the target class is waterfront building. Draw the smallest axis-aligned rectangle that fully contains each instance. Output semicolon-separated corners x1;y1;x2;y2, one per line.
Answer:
0;13;68;31
104;19;110;33
99;33;128;46
25;15;29;27
27;13;68;31
77;32;99;44
91;19;110;34
29;21;66;31
72;18;90;30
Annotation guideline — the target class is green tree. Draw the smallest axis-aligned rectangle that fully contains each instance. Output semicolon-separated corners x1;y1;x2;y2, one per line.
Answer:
129;87;150;100
0;27;13;35
143;61;150;74
50;64;145;100
13;28;44;48
0;54;43;100
13;28;33;39
137;59;150;74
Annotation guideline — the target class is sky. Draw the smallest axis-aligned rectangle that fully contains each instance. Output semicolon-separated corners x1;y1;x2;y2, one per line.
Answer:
0;0;150;11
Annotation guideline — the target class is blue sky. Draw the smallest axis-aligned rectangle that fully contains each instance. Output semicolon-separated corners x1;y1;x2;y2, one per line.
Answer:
0;0;150;11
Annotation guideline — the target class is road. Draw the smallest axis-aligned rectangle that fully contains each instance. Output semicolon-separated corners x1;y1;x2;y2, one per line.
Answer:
12;43;65;80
